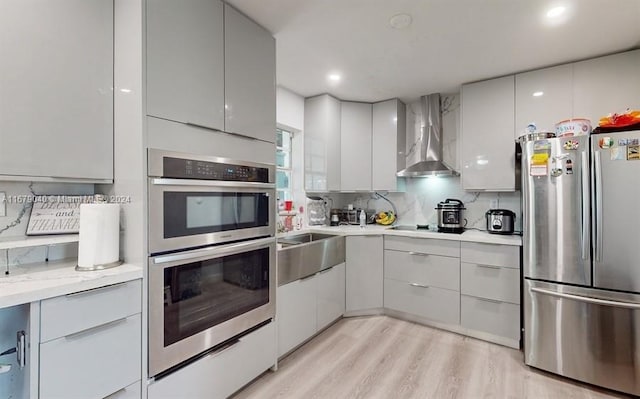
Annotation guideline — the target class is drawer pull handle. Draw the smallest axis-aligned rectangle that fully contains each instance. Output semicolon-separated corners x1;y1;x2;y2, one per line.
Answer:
477;297;503;304
65;317;128;341
409;283;429;289
66;282;127;298
205;339;240;360
300;273;316;281
476;264;501;270
319;266;334;274
104;388;126;398
408;251;429;256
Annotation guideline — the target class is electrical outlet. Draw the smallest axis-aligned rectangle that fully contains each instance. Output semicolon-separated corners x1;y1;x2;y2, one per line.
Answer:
489;199;499;209
0;192;5;217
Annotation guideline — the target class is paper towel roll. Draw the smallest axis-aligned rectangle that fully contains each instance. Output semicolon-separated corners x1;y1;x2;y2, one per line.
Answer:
77;203;120;269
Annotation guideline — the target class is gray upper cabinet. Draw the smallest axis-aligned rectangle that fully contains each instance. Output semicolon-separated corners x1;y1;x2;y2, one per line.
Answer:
146;0;225;131
461;75;516;191
224;5;276;143
340;102;372;191
304;95;341;192
573;49;640;125
372;99;406;191
0;0;113;181
515;64;573;137
146;1;275;143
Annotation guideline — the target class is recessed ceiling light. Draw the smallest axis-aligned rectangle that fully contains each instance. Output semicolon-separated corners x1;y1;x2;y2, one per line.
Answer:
328;74;341;82
389;13;412;30
546;6;566;18
533;91;544;97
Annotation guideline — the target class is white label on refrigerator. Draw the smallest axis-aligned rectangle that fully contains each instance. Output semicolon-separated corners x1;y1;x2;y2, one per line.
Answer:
530;164;548;176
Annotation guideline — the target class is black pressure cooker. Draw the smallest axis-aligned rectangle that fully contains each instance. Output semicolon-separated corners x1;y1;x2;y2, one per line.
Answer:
435;199;466;234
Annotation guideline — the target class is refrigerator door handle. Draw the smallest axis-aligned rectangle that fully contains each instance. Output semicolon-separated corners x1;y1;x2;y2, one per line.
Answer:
594;151;603;262
530;287;640;309
580;152;589;260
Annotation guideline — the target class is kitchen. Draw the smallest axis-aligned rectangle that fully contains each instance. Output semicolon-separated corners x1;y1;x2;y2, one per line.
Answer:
1;0;639;398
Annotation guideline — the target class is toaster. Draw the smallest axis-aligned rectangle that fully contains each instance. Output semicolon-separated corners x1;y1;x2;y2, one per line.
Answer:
486;209;515;234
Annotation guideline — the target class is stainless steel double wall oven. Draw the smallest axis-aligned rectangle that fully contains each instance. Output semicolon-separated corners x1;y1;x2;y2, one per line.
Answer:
147;149;276;377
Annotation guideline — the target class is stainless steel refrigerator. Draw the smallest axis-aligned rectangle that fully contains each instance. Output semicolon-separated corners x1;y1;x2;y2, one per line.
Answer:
522;130;640;396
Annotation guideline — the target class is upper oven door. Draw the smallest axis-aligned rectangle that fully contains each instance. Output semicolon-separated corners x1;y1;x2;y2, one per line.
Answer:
149;178;275;254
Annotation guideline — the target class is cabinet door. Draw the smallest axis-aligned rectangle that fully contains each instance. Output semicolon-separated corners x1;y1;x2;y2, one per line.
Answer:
0;0;113;180
316;263;346;330
373;99;406;191
346;236;383;312
224;5;276;143
341;102;372;191
146;0;224;130
515;64;573;136
573;50;640;124
304;95;341;191
461;75;516;191
277;277;317;357
39;314;141;399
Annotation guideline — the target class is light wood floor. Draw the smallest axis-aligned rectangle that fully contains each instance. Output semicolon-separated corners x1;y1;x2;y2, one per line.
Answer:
233;316;629;399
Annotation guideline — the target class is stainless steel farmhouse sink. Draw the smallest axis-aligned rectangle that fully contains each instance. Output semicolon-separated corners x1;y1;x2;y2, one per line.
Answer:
277;233;345;286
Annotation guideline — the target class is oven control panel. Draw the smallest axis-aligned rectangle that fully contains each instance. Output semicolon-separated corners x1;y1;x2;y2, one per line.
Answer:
163;157;269;182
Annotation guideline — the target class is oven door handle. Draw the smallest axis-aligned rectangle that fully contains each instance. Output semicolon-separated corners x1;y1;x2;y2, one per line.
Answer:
150;178;275;189
152;237;274;265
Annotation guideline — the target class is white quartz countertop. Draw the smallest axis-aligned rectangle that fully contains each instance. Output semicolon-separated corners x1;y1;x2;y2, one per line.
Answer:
0;259;142;309
279;224;522;246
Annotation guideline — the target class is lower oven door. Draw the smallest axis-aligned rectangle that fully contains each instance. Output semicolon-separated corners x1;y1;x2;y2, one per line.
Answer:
148;237;276;377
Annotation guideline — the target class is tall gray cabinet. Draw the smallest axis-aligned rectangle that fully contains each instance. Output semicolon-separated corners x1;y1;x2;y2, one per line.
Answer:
146;0;276;143
0;0;114;181
146;0;225;131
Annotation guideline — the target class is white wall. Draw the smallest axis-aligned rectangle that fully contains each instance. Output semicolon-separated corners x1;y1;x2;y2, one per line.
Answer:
276;86;304;132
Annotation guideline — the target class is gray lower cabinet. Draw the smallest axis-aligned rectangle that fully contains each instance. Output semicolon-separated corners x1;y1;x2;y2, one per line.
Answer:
277;263;345;357
39;280;142;399
384;279;460;325
345;236;383;314
0;0;113;181
147;322;275;399
460;242;521;347
382;236;522;348
383;236;461;325
316;263;346;329
277;276;317;357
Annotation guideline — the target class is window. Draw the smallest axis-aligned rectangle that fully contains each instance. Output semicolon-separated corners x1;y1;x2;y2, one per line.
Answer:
276;128;293;201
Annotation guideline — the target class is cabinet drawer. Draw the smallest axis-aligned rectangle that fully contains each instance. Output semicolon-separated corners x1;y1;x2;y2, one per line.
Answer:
461;262;520;304
148;322;275;399
41;279;141;342
461;295;520;341
105;381;141;399
385;250;460;291
384;236;459;257
461;242;519;268
384;279;459;325
39;314;141;399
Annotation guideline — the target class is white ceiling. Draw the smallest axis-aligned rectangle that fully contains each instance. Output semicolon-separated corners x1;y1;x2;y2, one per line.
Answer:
227;0;640;103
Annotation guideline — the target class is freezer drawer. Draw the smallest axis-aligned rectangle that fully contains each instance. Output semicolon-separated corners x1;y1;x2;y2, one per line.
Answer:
524;280;640;396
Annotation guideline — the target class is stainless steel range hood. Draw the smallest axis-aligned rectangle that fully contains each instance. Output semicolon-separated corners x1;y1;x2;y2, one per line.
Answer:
397;93;458;177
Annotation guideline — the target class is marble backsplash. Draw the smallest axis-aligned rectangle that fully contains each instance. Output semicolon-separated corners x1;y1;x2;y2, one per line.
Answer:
317;177;522;232
0;182;93;269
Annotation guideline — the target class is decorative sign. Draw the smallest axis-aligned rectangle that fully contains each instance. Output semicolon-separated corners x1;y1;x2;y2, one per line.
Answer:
26;195;94;235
